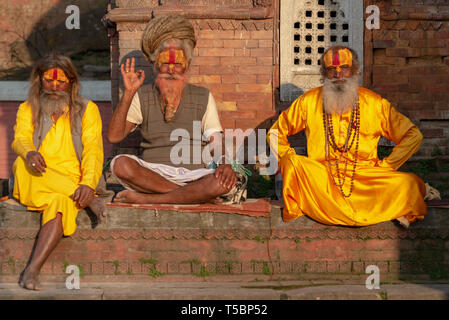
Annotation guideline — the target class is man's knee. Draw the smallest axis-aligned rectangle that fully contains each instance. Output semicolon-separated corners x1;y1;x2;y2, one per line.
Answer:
112;156;140;180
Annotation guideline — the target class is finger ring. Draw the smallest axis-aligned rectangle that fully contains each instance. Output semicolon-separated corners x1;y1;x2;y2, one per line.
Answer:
126;70;130;73
32;163;36;167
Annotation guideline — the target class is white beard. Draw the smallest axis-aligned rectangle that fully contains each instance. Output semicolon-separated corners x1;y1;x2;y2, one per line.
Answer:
322;74;359;114
39;89;70;117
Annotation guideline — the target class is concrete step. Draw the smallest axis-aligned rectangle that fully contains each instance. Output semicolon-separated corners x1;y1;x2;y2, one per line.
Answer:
1;198;449;284
1;281;449;300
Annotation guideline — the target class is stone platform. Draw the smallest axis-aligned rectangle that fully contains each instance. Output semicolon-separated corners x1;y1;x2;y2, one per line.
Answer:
1;198;449;285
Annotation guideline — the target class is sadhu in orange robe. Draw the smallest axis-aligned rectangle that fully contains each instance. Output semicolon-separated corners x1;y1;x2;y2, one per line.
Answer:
267;86;427;226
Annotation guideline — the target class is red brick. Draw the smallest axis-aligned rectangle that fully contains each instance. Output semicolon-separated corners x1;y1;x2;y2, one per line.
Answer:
196;39;224;48
385;48;421;57
237;100;272;111
239;66;272;74
206;84;236;93
222;92;271;102
237;84;271;93
257;74;272;84
234;48;251;57
198;48;234;57
373;40;397;48
250;48;272;57
420;47;449;56
221;111;257;119
435;29;449;39
199;65;237;75
189;75;222;84
220;57;257;65
258;40;272;48
190;57;220;66
256;57;273;66
233;30;251;40
223;39;258;48
250;30;273;40
199;30;234;39
410;39;448;48
373;73;408;85
235;119;265;130
221;74;239;83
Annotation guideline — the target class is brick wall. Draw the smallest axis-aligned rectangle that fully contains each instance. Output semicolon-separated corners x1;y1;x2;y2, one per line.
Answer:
364;0;449;157
0;101;113;179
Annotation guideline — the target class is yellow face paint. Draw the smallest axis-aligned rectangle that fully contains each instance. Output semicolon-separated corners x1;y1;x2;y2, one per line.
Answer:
43;68;69;85
157;48;187;72
323;48;353;72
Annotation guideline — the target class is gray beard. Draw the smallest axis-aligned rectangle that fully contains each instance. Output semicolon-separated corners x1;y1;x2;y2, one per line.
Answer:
39;89;70;118
322;74;359;114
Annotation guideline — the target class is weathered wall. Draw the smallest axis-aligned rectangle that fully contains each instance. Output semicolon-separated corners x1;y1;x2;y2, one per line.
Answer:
0;0;109;78
364;0;449;157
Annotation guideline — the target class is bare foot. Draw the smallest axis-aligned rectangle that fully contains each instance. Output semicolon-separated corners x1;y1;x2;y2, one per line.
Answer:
113;190;149;204
396;216;410;228
19;268;42;291
88;197;107;223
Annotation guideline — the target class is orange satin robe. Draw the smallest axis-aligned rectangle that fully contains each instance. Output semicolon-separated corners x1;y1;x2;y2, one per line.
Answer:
267;86;427;226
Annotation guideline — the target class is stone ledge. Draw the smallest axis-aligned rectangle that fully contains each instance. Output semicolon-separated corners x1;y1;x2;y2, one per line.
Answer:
1;199;448;281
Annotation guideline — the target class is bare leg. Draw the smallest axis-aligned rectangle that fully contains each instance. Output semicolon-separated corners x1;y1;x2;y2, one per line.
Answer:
114;173;230;204
113;156;180;193
19;213;63;290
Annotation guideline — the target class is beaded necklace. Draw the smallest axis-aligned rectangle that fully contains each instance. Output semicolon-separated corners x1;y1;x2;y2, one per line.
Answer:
323;100;360;197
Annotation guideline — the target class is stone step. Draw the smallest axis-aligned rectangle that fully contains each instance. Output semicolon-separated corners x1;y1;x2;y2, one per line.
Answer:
1;198;449;283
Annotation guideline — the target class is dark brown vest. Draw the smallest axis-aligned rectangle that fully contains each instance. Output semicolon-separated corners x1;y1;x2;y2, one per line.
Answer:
137;83;209;170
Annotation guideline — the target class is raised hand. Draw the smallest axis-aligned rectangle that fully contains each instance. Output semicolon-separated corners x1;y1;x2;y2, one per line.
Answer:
121;57;145;94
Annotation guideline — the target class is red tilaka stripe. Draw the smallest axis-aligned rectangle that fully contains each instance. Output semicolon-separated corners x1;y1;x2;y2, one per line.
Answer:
168;49;176;64
52;68;58;80
332;50;340;65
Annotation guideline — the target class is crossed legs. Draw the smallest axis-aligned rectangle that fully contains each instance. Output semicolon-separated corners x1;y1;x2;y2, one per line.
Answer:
112;156;231;204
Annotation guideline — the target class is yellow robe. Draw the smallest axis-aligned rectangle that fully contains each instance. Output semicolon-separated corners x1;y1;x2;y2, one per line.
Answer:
267;86;427;226
12;101;104;236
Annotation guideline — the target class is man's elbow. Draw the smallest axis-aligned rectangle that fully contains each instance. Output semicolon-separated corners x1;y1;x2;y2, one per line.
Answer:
107;132;122;144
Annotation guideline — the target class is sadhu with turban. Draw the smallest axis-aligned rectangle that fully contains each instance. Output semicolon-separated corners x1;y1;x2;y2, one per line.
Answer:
11;53;106;290
268;46;428;228
107;15;248;205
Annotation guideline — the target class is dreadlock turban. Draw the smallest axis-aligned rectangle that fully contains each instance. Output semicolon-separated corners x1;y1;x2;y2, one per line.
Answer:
141;15;196;62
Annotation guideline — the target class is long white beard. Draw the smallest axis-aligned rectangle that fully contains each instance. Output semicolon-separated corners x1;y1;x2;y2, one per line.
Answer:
39;89;70;117
322;74;359;114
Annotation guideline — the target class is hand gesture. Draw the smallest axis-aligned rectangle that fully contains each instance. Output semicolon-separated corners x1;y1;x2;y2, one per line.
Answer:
70;184;95;208
26;151;46;174
214;164;237;190
121;58;145;94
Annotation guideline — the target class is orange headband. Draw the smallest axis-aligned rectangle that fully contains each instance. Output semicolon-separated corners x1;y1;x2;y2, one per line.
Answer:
157;49;187;71
43;68;69;84
323;48;353;72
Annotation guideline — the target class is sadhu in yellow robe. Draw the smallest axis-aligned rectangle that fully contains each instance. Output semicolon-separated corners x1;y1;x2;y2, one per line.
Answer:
267;86;427;226
12;101;104;236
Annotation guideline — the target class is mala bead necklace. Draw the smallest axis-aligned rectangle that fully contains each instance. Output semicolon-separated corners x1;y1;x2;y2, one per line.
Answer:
323;100;361;197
